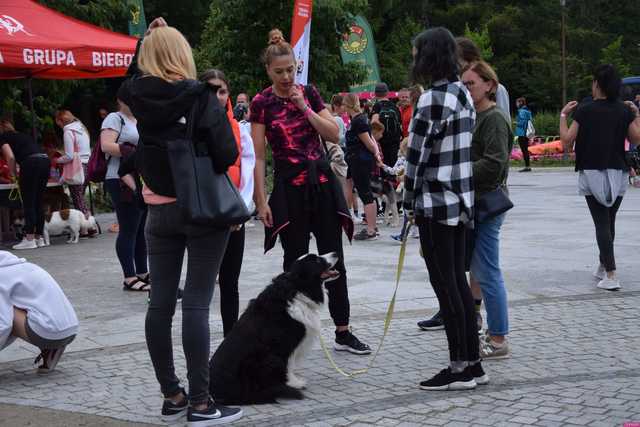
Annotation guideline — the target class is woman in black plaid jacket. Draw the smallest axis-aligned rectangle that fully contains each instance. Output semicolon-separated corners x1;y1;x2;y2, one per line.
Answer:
404;27;484;391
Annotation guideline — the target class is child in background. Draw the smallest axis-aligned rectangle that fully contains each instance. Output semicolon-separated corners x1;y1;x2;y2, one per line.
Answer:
386;138;419;241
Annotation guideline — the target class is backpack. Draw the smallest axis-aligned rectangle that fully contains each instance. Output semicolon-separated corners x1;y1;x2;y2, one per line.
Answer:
376;100;402;142
87;114;125;183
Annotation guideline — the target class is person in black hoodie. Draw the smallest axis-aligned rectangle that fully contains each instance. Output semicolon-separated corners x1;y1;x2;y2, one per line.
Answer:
120;20;242;426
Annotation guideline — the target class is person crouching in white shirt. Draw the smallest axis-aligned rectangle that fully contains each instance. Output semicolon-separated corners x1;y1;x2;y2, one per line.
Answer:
0;250;78;373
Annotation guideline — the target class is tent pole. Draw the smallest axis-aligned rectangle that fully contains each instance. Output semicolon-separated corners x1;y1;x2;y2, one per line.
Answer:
26;77;37;142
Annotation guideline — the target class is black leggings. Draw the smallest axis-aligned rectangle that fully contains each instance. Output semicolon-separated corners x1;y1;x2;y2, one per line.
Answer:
105;179;147;278
218;226;245;337
518;136;530;167
279;183;350;326
417;217;479;363
585;195;623;272
347;155;374;205
19;156;50;235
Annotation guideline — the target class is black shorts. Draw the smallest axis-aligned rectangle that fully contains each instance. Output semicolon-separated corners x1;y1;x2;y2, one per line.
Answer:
347;155;374;205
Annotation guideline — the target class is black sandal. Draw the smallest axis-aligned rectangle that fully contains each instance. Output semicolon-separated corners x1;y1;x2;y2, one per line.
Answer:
123;278;151;292
137;273;151;284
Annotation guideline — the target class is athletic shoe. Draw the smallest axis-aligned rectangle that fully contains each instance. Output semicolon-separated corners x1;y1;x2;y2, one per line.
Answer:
519;167;532;172
480;338;511;360
35;238;47;248
187;400;243;426
597;277;621;291
334;330;372;355
161;388;188;422
353;228;378;241
465;363;489;385
390;233;403;242
419;367;476;391
34;346;67;373
12;238;38;250
417;311;444;331
593;263;606;280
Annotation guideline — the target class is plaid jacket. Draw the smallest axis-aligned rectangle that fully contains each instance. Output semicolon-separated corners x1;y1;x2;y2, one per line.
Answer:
403;78;476;227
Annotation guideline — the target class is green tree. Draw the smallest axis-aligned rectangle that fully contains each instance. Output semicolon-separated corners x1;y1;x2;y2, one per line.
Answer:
601;36;631;77
196;0;368;99
464;23;493;63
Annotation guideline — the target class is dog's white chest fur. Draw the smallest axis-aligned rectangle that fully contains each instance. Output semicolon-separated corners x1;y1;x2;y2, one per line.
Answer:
285;293;322;389
287;293;322;333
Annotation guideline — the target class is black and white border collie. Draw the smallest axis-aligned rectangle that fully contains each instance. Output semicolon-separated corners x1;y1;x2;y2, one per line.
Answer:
209;252;339;404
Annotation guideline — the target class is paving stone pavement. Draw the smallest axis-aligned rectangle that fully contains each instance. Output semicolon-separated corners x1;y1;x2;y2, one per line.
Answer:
1;168;639;427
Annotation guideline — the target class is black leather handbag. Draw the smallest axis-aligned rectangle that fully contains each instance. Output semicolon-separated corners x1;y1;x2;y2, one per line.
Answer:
475;186;514;223
167;103;250;227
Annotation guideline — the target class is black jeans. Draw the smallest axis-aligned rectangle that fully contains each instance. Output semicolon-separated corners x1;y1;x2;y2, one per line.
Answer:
105;179;147;278
417;217;479;363
518;136;530;167
218;225;245;337
279;183;350;326
19;155;49;235
585;195;623;272
145;202;230;404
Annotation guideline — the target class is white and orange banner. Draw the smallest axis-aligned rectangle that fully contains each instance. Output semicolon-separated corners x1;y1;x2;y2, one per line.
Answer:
291;0;313;85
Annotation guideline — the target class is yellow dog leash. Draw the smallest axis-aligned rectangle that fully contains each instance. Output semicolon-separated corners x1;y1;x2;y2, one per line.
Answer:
8;177;23;203
318;222;413;378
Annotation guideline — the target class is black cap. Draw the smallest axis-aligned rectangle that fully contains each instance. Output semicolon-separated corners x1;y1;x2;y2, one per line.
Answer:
375;82;389;96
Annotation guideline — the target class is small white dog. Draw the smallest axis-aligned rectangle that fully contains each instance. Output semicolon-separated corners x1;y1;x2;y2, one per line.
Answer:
43;209;98;245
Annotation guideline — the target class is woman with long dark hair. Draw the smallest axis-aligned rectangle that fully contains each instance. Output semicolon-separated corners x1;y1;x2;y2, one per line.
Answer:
199;68;255;337
560;64;640;291
404;27;484;390
251;32;371;355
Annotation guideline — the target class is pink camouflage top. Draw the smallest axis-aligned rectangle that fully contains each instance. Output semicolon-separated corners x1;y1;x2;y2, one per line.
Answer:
250;84;328;185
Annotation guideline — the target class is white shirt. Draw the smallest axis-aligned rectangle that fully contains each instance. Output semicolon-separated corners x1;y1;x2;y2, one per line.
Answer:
101;112;139;180
238;120;256;211
0;251;78;350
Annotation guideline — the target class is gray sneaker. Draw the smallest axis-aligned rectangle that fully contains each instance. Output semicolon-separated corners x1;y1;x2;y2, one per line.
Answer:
480;338;510;360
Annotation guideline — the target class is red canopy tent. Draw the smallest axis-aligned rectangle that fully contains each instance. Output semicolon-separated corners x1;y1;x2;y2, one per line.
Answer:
0;0;137;79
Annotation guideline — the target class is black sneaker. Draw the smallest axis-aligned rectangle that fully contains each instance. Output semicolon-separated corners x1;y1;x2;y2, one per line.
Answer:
334;331;372;355
353;228;378;241
161;388;188;422
187;400;243;426
34;346;66;373
519;167;532;172
465;363;489;385
417;311;444;331
419;367;477;391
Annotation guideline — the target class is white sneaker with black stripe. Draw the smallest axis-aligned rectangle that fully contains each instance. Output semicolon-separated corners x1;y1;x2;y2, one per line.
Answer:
187;400;242;426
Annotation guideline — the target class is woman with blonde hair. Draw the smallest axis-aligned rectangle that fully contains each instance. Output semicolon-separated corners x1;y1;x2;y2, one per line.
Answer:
461;60;513;360
121;19;242;425
54;109;91;215
343;93;383;241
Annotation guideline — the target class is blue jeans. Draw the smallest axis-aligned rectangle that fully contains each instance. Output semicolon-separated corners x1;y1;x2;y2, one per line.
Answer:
470;213;508;336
